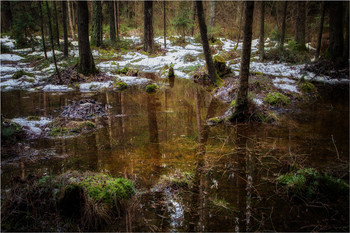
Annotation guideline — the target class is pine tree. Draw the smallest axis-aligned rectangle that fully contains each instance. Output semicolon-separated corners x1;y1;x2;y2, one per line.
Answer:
144;1;154;53
53;1;60;47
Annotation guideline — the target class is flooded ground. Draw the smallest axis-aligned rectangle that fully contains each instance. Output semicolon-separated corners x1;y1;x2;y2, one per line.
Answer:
1;77;348;231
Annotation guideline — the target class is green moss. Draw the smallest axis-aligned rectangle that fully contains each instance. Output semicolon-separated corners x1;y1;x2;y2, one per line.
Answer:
264;92;290;106
12;70;34;79
26;116;40;121
1;121;22;141
115;81;128;90
184;54;197;62
230;99;236;107
209;196;237;215
76;121;96;131
298;80;317;93
48;126;71;137
168;66;175;78
160;171;194;188
145;84;159;93
214;55;225;63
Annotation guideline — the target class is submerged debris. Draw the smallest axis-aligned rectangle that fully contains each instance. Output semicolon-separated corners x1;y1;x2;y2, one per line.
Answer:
60;99;108;119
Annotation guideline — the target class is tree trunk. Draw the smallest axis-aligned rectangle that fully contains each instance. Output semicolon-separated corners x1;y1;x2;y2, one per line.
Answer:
163;1;166;48
109;1;116;41
67;0;75;39
38;1;47;59
234;2;244;51
92;0;102;47
343;1;349;60
1;1;12;32
196;0;217;84
116;0;120;39
315;2;325;59
45;1;61;83
62;0;69;57
295;1;306;49
209;0;216;28
143;1;154;53
115;0;120;40
280;1;287;50
53;1;60;47
329;1;344;61
259;1;265;61
230;1;254;122
77;1;97;75
191;1;196;36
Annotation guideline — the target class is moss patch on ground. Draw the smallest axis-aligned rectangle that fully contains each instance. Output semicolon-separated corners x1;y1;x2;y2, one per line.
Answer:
264;92;290;106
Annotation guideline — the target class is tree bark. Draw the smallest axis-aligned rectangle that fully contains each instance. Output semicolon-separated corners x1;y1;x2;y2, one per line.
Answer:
164;1;166;48
67;0;75;39
45;1;61;83
92;0;102;47
116;0;120;39
53;1;60;47
259;1;265;61
295;1;306;49
234;2;244;51
77;1;97;75
109;1;116;41
209;0;216;28
191;1;196;36
343;1;349;60
315;2;325;59
38;1;47;59
196;0;217;84
62;0;69;57
329;1;344;61
280;1;287;50
115;0;120;40
1;1;12;32
231;1;254;122
143;1;154;53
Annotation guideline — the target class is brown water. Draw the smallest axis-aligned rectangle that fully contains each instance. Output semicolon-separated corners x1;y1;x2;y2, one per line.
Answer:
1;79;349;231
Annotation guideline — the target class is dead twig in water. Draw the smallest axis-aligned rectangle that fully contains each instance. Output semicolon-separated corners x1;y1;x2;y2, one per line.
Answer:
331;134;345;162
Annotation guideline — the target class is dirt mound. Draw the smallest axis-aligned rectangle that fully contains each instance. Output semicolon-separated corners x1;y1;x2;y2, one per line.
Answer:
304;59;349;80
61;99;108;119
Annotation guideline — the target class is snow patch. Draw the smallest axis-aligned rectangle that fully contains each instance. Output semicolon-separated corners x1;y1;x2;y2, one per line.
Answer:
0;54;24;62
79;81;113;91
12;117;52;136
42;84;73;92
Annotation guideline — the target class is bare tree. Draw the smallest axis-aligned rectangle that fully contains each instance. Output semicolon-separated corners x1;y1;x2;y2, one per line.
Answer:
280;1;287;50
38;1;47;59
109;1;116;42
62;0;69;57
163;0;166;48
230;1;254;121
315;1;325;59
144;1;154;53
67;0;75;39
259;1;265;61
92;0;102;47
209;0;216;28
295;1;306;49
53;1;60;47
196;0;217;84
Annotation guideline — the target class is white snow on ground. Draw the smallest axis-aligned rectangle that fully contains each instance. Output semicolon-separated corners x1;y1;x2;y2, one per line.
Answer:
117;75;152;85
272;77;299;92
253;98;263;106
0;36;15;49
12;117;52;135
79;81;113;91
28;50;63;58
42;84;74;92
0;54;24;62
12;48;32;54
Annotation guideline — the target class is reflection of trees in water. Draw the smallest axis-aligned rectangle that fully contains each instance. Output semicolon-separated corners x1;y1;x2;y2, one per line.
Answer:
147;93;161;173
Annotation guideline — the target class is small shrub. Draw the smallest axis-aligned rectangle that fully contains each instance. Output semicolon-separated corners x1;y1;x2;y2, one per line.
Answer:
145;84;159;93
264;92;290;106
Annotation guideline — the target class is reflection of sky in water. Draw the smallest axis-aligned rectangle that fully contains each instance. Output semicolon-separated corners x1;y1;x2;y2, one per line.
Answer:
164;187;184;231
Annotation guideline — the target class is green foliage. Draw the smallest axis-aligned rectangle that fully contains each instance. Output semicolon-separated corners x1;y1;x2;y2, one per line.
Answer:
1;121;22;141
12;70;34;79
209;195;237;215
230;99;236;107
264;47;311;64
26;116;40;121
145;84;159;93
168;66;175;78
298;80;317;93
171;9;193;38
184;54;197;62
287;40;306;52
269;26;282;42
264;92;290;106
77;121;96;130
48;126;72;137
278;168;349;199
116;81;128;90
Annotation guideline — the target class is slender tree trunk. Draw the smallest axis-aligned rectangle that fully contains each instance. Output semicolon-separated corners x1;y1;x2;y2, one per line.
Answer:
329;1;344;61
77;1;97;75
117;0;120;39
1;1;12;32
92;0;102;47
62;0;69;57
39;1;47;59
67;0;75;39
72;1;77;34
343;2;349;60
53;1;60;47
230;1;254;122
196;0;217;84
295;1;306;49
315;2;325;59
234;2;244;51
191;1;196;36
143;1;154;53
259;1;265;61
163;1;166;48
115;0;120;40
209;0;216;28
109;1;116;41
45;1;61;83
280;1;287;50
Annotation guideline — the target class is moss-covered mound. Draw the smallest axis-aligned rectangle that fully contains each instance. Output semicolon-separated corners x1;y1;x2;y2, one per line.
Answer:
278;168;349;200
145;83;159;93
213;55;231;78
264;92;290;106
1;171;134;231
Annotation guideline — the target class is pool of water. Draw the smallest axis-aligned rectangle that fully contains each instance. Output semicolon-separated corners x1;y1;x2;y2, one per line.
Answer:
1;78;349;231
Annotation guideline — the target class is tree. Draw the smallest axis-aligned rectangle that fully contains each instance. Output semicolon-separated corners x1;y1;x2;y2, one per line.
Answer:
1;1;12;32
295;1;306;49
77;1;97;75
45;1;61;83
280;1;287;50
61;0;69;57
315;1;325;59
163;0;166;48
144;1;154;53
230;1;254;122
109;1;116;42
329;1;344;61
67;0;75;39
38;1;47;59
196;0;217;84
344;2;349;60
191;1;196;36
114;0;120;40
259;1;265;61
209;0;216;28
92;0;102;47
53;1;60;47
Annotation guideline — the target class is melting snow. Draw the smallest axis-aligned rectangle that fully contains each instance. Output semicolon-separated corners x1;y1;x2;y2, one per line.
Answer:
11;117;52;135
42;84;73;92
79;81;113;91
0;54;24;62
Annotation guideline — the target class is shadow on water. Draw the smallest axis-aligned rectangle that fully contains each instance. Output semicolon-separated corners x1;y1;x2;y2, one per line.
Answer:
1;78;349;231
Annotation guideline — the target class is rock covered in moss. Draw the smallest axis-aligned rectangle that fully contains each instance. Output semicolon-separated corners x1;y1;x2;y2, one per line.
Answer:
145;84;159;93
298;80;317;93
264;92;290;106
115;81;128;90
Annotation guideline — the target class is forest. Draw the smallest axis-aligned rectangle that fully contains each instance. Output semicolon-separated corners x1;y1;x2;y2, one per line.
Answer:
0;0;349;232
